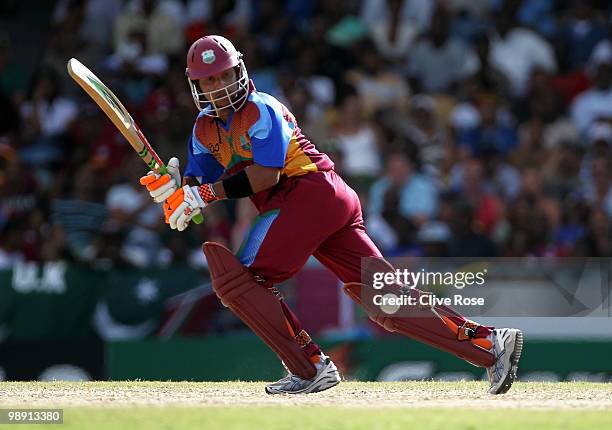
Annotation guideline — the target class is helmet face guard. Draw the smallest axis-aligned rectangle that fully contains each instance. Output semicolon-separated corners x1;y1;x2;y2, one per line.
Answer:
187;59;249;117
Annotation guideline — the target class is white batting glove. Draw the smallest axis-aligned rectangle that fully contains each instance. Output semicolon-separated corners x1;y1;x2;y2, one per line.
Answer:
139;157;181;203
164;185;207;231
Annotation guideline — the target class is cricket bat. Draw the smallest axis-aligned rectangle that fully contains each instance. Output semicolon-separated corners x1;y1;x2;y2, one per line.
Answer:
66;58;203;224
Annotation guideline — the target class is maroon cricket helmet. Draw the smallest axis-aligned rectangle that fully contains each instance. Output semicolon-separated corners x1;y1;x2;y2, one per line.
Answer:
185;35;249;116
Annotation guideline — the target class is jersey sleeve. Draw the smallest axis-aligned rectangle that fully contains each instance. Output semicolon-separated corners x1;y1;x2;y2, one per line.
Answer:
248;97;293;168
184;135;225;184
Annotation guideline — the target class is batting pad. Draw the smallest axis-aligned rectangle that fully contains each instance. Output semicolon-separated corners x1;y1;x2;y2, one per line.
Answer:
203;242;317;379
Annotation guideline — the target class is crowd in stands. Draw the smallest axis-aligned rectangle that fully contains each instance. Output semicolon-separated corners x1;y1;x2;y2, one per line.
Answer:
2;0;612;271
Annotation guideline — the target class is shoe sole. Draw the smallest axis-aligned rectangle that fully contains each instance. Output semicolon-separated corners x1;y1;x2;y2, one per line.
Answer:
490;329;524;395
265;365;341;395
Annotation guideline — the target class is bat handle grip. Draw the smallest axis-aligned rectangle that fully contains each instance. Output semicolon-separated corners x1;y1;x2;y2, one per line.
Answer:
157;164;204;225
193;213;204;224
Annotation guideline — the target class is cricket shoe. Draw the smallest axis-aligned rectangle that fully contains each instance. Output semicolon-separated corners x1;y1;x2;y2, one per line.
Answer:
486;328;524;394
265;354;341;395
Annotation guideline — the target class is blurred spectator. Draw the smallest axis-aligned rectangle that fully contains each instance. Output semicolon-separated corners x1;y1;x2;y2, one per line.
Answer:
451;157;504;236
504;193;551;256
571;39;612;133
186;0;252;42
510;117;551;169
586;121;612;150
406;4;479;93
332;93;383;189
44;0;91;86
446;198;498;257
402;95;450;174
291;45;336;110
251;0;291;64
0;149;38;232
51;164;108;261
20;68;76;139
304;1;359;82
556;0;608;72
582;156;612;218
516;0;557;39
456;92;518;156
416;220;451;257
0;220;26;268
520;167;555;208
468;32;513;98
481;148;521;201
105;157;165;267
21;69;77;138
577;122;612;195
361;0;433;62
19;68;77;167
284;81;330;147
447;0;491;19
447;0;491;43
324;11;368;50
39;224;71;262
141;62;197;155
345;39;410;114
542;140;584;199
105;27;168;76
239;36;282;98
52;0;122;63
114;0;184;58
576;207;612;256
511;167;563;255
367;151;438;253
488;2;557;98
516;71;579;152
553;197;589;256
89;225;134;270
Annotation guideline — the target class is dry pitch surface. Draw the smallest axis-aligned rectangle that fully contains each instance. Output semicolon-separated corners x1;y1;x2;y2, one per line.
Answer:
0;380;611;409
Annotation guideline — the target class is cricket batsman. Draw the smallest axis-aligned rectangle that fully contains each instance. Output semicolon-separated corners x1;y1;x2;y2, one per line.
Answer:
139;35;523;395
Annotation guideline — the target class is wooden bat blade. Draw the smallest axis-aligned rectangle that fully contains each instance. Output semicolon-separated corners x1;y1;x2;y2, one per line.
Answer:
67;58;165;174
67;58;204;225
67;58;133;131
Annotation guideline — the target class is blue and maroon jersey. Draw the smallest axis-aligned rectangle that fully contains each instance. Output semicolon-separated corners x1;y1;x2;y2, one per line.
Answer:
184;88;334;189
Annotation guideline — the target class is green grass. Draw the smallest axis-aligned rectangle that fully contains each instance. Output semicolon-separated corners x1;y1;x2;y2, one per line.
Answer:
15;407;612;430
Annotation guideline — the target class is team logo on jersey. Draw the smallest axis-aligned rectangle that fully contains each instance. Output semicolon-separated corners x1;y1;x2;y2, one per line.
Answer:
201;49;216;64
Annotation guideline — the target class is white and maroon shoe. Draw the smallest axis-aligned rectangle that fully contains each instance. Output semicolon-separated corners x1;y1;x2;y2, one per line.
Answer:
265;354;341;395
486;328;524;394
